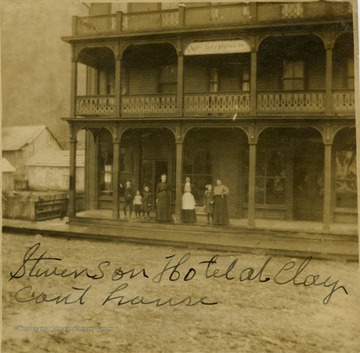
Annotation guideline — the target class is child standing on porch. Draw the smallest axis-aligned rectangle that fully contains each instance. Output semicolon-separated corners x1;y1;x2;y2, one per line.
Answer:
133;190;143;219
142;185;152;220
203;184;214;225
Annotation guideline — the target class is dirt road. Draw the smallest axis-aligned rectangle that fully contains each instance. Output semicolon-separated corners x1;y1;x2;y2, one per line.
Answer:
2;232;359;353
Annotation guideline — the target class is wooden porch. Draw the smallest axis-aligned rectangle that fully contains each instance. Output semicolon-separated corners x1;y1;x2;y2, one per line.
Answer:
74;90;355;117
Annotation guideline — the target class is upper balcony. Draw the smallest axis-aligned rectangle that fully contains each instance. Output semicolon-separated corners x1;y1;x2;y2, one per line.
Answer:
72;2;352;37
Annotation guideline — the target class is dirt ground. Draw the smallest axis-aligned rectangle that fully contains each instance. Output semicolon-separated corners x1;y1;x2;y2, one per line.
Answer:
2;232;359;353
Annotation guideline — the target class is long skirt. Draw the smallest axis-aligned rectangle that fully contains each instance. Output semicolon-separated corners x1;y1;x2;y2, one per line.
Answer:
156;191;172;222
213;196;229;225
182;192;196;223
182;209;197;223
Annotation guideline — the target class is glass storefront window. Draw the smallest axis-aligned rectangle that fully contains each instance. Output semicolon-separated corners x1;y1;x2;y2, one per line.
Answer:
335;149;357;208
244;149;287;206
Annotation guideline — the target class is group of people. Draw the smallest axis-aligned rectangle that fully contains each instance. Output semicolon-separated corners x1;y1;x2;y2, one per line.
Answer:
182;177;229;226
120;180;153;220
120;174;173;222
120;175;229;226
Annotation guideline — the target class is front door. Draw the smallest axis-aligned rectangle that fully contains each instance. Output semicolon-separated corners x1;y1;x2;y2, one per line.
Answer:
293;142;324;221
142;160;168;203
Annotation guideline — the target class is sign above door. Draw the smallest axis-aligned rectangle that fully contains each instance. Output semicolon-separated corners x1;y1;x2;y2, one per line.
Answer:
184;40;251;56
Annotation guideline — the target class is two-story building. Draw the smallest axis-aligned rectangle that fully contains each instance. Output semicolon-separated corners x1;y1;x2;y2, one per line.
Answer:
62;1;357;230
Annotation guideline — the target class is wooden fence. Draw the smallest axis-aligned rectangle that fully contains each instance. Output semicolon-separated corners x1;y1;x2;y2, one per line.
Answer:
3;192;85;221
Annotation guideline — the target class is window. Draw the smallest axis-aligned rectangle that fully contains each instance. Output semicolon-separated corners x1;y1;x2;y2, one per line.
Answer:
283;60;304;90
346;58;354;89
159;65;177;94
335;149;357;209
243;149;287;205
211;64;250;92
99;133;113;196
209;68;219;92
183;150;212;203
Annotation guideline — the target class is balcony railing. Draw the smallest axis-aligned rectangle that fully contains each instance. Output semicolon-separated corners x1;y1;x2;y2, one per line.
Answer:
74;90;354;117
73;2;352;36
75;15;117;35
121;95;177;114
332;90;355;114
184;93;250;114
76;96;115;115
257;91;325;114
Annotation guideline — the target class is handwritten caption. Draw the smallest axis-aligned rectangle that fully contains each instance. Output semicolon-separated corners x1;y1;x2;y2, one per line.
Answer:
9;243;348;307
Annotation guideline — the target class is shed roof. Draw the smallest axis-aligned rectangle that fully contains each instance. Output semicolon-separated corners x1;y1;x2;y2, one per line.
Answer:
26;150;85;167
2;125;59;151
1;157;16;173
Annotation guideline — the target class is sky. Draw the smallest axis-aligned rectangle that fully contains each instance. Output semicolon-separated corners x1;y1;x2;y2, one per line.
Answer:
1;0;88;147
1;0;359;148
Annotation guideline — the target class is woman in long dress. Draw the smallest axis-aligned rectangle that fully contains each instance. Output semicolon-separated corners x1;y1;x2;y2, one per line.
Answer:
182;177;196;223
156;174;172;222
213;178;229;226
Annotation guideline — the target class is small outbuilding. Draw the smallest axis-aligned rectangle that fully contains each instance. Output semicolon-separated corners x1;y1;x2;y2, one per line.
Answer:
2;125;62;189
26;150;85;191
1;157;16;192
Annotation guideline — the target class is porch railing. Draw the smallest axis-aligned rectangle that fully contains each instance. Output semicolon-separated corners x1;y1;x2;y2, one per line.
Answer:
76;96;115;115
122;10;179;32
75;14;117;35
121;95;177;114
74;90;354;117
184;93;250;114
332;90;355;114
257;91;325;114
73;2;352;36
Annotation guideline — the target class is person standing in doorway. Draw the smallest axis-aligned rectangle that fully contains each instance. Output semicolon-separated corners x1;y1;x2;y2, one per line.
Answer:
213;178;229;226
156;174;172;222
121;179;135;220
182;177;196;223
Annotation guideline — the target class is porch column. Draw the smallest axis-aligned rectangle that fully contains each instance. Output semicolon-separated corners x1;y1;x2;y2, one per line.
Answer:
250;50;257;116
248;142;257;227
70;51;78;117
112;139;121;219
325;45;333;116
177;42;184;116
115;56;121;117
68;126;77;217
175;140;183;222
323;142;333;231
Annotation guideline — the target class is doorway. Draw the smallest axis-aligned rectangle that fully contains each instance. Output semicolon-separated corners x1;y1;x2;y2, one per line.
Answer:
142;160;168;202
293;139;324;221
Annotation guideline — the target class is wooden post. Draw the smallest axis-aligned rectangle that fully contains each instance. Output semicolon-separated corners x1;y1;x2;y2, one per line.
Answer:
70;53;78;117
177;43;184;117
68;126;77;217
323;143;332;231
248;142;257;227
250;50;257;116
112;139;121;219
115;56;121;117
116;11;123;32
178;4;185;27
325;46;333;116
175;140;183;223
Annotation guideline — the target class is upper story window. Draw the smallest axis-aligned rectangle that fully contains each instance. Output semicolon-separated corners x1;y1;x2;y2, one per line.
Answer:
346;58;354;89
159;65;177;94
283;60;304;90
209;64;250;92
